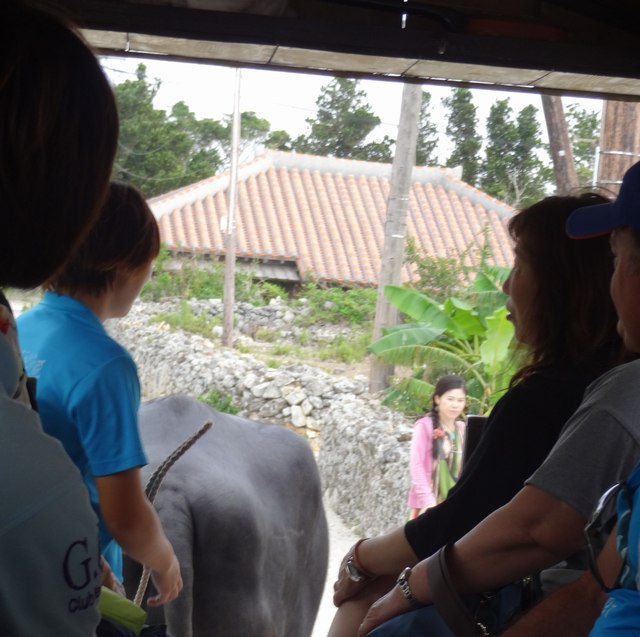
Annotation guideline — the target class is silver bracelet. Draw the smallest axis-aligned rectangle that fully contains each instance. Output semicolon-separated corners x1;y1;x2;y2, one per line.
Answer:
396;566;423;609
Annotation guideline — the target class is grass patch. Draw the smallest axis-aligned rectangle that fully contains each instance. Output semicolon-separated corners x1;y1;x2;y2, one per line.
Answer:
254;328;278;342
294;282;376;325
199;389;238;415
271;342;294;356
142;248;288;305
318;330;372;363
150;301;219;340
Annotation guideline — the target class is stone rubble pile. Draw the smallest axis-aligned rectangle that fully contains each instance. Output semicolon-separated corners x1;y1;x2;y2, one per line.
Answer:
107;298;414;536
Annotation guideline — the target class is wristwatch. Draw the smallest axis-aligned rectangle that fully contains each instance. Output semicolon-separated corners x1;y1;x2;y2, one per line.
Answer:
345;556;369;582
344;539;374;582
396;566;423;609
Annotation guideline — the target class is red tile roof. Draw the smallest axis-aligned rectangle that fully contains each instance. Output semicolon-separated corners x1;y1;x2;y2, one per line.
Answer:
149;151;514;286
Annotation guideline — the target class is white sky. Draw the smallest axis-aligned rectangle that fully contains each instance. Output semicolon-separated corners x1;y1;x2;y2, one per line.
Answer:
101;56;603;164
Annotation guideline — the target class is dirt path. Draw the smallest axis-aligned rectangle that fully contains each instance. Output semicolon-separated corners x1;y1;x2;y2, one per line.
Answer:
312;499;359;637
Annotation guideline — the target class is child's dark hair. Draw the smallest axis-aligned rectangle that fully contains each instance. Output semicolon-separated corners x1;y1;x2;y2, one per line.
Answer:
46;181;160;296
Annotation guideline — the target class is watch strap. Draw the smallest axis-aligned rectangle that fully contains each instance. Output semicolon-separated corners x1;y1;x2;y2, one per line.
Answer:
348;539;375;580
397;566;423;610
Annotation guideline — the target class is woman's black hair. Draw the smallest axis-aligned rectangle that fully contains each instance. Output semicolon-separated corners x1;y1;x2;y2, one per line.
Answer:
429;374;466;458
0;2;118;288
508;194;625;385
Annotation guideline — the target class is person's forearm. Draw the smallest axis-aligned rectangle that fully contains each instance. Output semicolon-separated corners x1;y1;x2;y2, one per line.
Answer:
500;572;606;637
447;486;586;594
357;528;418;575
110;499;175;573
406;486;587;604
357;486;590;637
97;469;176;573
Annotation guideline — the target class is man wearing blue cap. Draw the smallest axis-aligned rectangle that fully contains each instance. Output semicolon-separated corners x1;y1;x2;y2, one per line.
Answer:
357;161;640;637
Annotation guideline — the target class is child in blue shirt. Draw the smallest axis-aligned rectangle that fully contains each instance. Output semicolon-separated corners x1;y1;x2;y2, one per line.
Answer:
19;181;182;607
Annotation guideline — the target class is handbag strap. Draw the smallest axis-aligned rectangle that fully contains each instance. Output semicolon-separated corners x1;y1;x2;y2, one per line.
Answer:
427;544;488;637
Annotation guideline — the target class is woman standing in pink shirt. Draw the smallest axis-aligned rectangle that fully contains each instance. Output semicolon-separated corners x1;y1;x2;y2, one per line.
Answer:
407;375;467;519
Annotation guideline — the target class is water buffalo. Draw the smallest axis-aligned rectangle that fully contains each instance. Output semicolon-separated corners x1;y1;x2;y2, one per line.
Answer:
124;394;329;637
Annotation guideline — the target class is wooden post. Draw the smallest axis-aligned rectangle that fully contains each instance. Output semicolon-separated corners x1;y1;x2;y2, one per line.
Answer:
541;94;579;194
222;68;241;347
369;82;422;394
597;100;640;196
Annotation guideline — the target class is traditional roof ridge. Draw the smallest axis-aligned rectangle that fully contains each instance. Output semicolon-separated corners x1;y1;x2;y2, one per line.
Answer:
149;153;276;219
150;150;513;221
265;150;513;219
150;150;515;286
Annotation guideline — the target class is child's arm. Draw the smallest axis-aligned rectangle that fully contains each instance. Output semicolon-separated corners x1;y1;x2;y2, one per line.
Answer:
96;467;182;607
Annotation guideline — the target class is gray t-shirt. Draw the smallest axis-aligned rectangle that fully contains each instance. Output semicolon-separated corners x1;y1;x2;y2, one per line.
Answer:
527;359;640;591
528;359;640;518
0;393;101;635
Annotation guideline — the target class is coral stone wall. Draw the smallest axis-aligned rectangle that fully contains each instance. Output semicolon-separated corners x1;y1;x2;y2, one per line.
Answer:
108;299;414;535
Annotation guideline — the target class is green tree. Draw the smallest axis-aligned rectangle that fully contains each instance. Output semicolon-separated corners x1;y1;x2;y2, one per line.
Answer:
443;88;481;185
168;100;226;183
217;111;272;163
114;64;273;197
481;100;550;207
566;103;600;187
292;77;394;161
265;129;293;151
405;238;461;303
406;227;496;302
113;64;204;196
415;91;439;166
513;104;552;206
481;99;518;201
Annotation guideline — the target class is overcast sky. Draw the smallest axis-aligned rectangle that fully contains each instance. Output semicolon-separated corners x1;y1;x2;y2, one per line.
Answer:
101;56;603;164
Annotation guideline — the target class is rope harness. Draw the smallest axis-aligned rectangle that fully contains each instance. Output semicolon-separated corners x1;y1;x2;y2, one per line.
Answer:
134;419;213;607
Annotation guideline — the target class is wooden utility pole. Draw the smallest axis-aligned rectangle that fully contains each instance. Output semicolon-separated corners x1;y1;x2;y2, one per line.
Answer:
222;68;241;347
541;94;579;194
596;100;640;195
369;82;422;394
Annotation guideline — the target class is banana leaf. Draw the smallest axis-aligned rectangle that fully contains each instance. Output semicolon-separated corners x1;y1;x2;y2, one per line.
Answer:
383;285;450;328
479;307;515;377
369;324;444;356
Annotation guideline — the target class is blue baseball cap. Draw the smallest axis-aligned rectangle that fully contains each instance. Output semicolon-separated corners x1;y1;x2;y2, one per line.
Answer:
566;161;640;238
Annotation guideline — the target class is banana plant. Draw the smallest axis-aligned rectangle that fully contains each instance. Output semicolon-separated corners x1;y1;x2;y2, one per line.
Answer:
370;266;518;415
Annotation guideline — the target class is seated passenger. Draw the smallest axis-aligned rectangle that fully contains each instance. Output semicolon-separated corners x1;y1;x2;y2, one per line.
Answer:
329;194;626;637
357;164;640;636
501;161;640;637
18;181;182;608
0;2;118;633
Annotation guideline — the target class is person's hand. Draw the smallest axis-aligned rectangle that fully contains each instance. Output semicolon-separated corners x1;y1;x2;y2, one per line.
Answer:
357;583;412;636
333;539;380;606
147;553;183;607
333;545;372;606
100;556;126;597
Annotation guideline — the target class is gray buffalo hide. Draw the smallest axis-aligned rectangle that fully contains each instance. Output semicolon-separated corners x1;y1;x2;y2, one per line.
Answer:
124;394;329;637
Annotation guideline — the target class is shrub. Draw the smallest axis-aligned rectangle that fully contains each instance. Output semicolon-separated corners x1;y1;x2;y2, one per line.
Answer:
150;301;219;339
254;328;278;342
294;282;376;325
199;389;238;415
370;264;516;415
142;248;285;306
318;331;371;364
